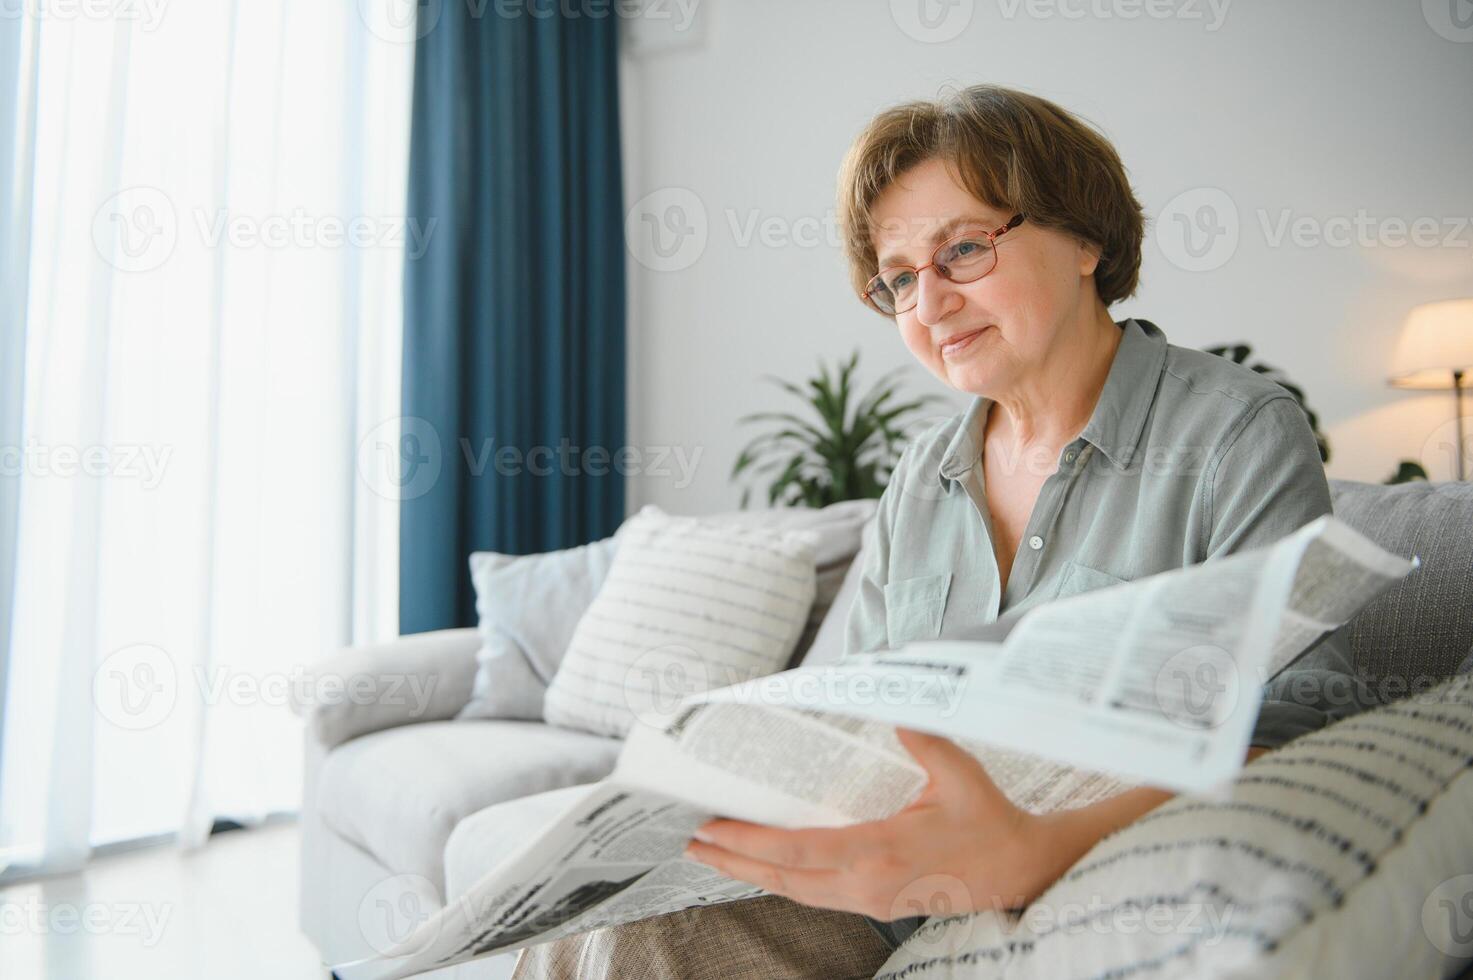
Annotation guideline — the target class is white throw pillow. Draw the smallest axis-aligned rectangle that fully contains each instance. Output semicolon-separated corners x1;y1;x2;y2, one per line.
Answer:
543;504;819;737
457;500;876;722
708;498;878;669
874;673;1473;980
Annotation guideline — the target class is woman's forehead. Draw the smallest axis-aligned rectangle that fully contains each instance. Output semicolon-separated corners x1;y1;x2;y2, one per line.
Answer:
867;162;1007;259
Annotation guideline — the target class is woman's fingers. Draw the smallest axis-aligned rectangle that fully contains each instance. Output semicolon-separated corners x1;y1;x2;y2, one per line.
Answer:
682;839;858;911
692;818;884;870
895;727;1006;806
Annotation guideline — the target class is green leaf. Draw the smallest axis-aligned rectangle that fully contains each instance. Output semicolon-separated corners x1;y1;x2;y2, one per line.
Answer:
731;350;944;508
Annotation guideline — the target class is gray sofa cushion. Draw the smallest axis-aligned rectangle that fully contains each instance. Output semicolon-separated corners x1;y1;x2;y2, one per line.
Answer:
797;536;869;668
315;720;621;893
1329;479;1473;690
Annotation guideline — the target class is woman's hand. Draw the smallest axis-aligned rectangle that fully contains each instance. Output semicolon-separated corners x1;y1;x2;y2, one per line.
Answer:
683;730;1262;921
681;728;1104;920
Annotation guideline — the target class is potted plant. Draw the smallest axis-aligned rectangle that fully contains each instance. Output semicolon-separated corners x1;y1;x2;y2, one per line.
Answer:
730;351;945;508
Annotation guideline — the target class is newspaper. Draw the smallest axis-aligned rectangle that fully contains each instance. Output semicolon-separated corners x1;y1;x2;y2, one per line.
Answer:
332;514;1414;980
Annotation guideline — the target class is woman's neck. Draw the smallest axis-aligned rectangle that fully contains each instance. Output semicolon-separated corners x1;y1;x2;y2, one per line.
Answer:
986;311;1123;451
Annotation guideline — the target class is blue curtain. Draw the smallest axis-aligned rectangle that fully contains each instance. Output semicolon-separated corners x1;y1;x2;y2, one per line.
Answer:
399;6;626;634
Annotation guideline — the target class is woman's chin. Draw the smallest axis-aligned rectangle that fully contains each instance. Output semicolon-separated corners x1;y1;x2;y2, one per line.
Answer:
940;359;1006;397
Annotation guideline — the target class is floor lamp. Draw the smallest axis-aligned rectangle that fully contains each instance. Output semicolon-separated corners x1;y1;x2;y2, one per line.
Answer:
1389;299;1473;481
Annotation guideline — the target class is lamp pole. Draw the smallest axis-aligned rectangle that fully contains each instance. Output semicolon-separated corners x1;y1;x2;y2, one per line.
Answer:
1456;368;1466;482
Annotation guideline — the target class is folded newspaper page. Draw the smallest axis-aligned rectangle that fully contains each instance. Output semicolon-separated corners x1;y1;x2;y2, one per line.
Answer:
332;514;1414;980
707;513;1417;793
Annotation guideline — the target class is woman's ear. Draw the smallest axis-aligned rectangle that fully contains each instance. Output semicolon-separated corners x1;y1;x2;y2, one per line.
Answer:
1076;237;1103;278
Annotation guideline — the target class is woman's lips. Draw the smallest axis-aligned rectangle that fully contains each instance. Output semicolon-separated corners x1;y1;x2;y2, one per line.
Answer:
940;326;988;358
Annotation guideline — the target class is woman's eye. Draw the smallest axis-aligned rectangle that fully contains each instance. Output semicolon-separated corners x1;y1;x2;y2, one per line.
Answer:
890;272;916;290
953;239;986;257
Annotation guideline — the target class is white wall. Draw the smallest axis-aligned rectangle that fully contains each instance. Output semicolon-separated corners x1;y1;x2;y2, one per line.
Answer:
618;0;1473;516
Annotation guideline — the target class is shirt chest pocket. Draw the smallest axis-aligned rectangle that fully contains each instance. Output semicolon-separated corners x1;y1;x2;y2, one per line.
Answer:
884;572;953;648
1055;560;1127;600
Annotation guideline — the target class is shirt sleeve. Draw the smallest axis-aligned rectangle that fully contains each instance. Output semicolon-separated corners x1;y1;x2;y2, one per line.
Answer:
1202;393;1373;748
1252;628;1376;749
840;443;912;659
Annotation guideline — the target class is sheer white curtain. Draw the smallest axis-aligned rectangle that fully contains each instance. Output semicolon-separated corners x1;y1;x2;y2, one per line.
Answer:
0;1;411;875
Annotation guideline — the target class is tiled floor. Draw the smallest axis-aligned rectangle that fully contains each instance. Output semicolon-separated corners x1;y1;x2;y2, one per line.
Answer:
0;821;328;979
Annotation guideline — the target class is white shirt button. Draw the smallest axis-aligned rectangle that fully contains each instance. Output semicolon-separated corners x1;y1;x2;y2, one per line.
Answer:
1028;535;1044;550
1063;450;1077;464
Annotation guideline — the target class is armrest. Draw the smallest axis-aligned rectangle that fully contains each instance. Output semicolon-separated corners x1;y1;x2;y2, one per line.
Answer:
292;627;481;750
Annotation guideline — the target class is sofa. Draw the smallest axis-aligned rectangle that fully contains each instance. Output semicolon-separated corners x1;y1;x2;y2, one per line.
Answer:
295;479;1473;978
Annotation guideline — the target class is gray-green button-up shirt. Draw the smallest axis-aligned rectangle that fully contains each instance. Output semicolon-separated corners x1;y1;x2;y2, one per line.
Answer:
842;317;1371;749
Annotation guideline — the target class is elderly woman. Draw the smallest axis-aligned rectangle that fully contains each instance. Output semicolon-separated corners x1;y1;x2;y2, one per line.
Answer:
513;83;1367;980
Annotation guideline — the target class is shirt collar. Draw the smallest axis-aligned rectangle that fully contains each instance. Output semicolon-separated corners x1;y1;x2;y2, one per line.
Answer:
935;317;1168;489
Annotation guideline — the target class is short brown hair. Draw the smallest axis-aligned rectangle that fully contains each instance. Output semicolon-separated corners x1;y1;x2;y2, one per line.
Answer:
836;84;1144;307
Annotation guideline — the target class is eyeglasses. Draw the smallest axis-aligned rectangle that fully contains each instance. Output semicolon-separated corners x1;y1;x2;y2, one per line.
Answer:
860;213;1026;316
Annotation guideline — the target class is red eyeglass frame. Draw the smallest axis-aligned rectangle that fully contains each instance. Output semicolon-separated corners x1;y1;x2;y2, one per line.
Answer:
860;212;1026;316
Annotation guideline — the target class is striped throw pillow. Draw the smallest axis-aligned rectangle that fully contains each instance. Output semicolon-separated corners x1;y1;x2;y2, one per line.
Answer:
875;673;1473;979
543;505;819;737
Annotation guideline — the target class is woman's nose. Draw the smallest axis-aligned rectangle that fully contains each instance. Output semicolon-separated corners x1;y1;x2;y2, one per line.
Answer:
913;266;962;326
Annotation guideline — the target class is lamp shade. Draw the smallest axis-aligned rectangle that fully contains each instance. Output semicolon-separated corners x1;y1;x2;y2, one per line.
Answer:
1388;299;1473;389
